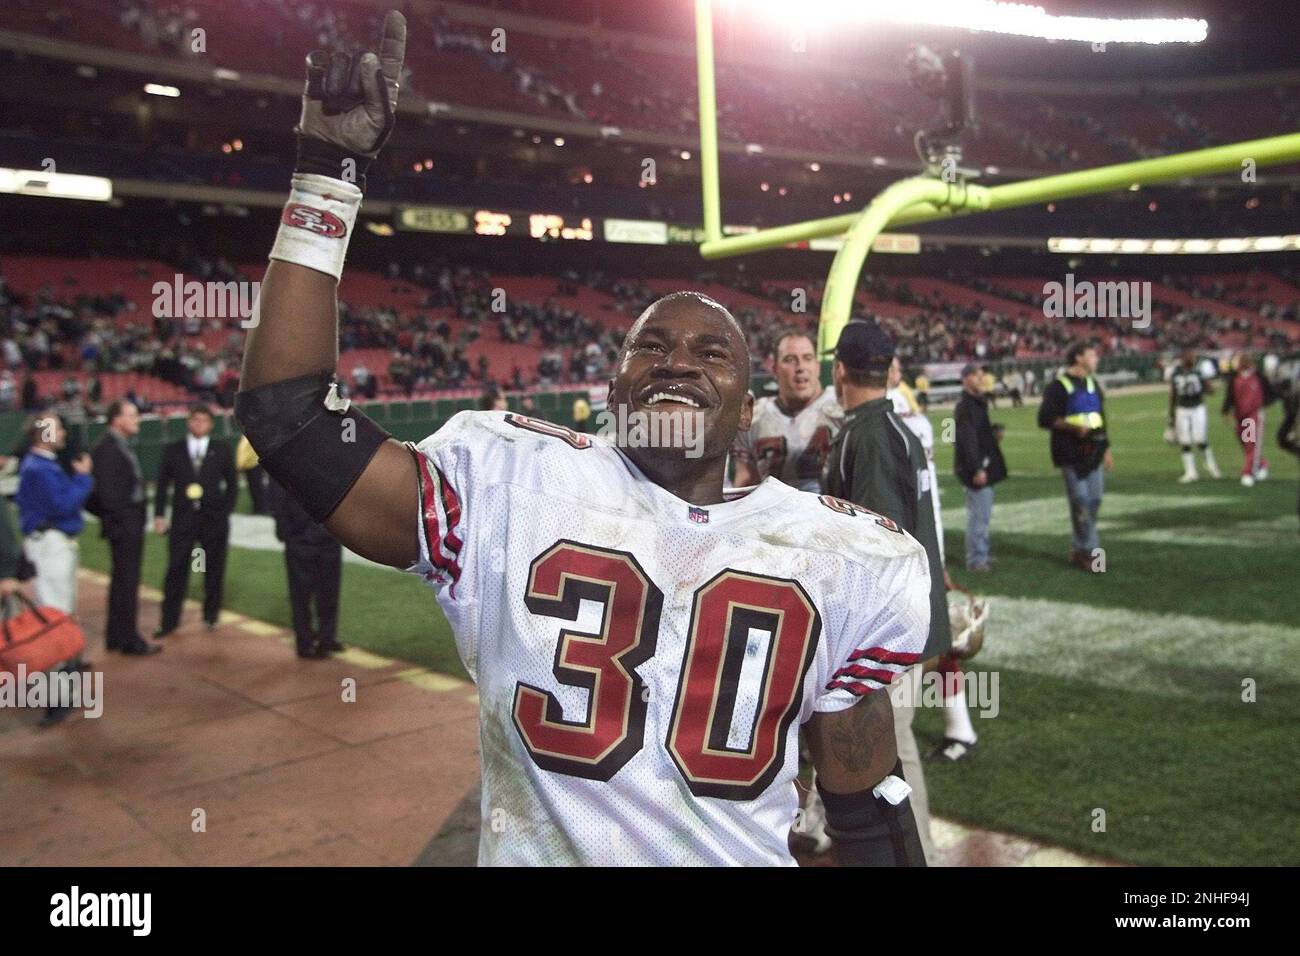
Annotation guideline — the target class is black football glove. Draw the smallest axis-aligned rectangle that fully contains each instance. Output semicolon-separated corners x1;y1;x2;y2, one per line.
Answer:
294;9;406;191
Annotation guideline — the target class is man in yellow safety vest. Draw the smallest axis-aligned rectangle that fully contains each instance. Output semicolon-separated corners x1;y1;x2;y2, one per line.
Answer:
1037;342;1113;571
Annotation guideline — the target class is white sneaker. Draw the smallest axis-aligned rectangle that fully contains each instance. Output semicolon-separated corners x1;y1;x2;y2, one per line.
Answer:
1257;466;1269;481
1241;474;1255;487
1179;471;1198;483
1207;464;1222;479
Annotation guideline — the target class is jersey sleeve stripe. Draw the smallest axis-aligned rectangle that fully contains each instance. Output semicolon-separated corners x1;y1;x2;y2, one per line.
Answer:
439;463;464;554
846;646;923;665
406;442;462;581
824;678;886;697
831;663;906;684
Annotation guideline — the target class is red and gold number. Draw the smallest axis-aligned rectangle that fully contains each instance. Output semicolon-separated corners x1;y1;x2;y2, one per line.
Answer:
753;435;788;479
796;425;833;480
505;413;592;449
667;571;821;801
514;545;820;801
818;494;903;534
513;542;662;781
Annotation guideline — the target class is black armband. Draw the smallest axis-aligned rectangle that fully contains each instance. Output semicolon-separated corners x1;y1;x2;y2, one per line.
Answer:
234;371;389;523
817;761;927;867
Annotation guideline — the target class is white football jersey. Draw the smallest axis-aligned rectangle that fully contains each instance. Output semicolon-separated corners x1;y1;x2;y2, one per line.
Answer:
406;411;931;867
732;388;843;492
888;387;944;562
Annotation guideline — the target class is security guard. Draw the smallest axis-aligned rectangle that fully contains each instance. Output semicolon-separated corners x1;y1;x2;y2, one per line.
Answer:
821;319;951;864
153;405;238;635
265;473;345;659
1037;341;1113;570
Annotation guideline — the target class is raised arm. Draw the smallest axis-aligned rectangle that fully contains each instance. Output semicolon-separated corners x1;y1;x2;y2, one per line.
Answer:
236;11;417;568
804;691;926;866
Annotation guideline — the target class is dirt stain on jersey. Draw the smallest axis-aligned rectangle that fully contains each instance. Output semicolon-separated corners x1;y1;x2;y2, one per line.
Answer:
478;698;584;866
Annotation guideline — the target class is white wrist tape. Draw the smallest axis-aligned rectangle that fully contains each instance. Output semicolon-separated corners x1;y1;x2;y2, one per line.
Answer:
269;174;362;281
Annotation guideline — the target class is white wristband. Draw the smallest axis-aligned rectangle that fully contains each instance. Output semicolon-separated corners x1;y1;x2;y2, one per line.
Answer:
268;174;362;282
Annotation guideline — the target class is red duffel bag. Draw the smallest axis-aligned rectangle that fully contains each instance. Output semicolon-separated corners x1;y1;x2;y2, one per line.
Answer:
0;593;86;676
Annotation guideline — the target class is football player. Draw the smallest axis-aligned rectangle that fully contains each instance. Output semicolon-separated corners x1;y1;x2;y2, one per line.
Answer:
1167;350;1220;483
887;357;943;561
731;330;842;492
235;12;932;867
885;358;981;762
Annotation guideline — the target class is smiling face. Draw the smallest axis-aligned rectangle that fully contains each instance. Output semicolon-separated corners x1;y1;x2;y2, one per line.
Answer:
772;333;821;408
608;293;753;469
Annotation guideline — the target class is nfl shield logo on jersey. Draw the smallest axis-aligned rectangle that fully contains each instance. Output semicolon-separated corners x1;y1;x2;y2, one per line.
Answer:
688;506;710;524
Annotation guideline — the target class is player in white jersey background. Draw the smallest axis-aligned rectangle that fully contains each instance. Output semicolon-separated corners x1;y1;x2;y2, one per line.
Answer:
732;330;843;493
1166;349;1221;483
731;329;844;854
887;357;944;562
887;357;983;763
233;11;933;867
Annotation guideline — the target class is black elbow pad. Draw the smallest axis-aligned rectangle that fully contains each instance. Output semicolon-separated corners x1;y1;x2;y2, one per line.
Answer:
817;761;928;867
234;371;389;523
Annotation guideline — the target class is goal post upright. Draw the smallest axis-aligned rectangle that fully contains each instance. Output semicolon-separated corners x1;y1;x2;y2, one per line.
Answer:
692;0;1300;354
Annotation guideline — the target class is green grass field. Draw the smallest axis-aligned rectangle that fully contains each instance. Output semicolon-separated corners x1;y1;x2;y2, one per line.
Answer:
76;388;1299;865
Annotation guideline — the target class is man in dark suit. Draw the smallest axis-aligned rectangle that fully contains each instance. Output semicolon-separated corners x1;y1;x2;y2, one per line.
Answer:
265;474;344;658
153;405;238;636
87;401;160;655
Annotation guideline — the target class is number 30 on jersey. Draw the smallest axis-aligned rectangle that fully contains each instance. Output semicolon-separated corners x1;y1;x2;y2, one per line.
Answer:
512;541;821;801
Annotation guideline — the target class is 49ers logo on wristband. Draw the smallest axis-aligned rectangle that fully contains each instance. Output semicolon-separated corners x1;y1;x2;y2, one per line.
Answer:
282;202;347;237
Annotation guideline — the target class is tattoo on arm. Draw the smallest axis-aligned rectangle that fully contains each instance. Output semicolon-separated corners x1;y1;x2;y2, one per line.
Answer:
828;691;891;773
806;675;900;793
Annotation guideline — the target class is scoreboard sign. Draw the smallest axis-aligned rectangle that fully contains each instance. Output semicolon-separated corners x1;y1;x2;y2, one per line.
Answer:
396;206;474;233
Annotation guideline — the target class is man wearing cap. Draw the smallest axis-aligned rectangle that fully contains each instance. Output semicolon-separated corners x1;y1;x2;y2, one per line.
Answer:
954;363;1007;572
822;319;951;864
1037;341;1112;570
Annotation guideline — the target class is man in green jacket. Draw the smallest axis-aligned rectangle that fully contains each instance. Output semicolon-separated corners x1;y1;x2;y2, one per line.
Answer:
822;319;952;864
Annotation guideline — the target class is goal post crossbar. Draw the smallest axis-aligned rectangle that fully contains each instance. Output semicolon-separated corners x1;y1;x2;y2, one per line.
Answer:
693;0;1300;352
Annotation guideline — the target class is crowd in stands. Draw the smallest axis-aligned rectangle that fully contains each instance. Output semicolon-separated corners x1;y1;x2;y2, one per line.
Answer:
2;253;1296;410
0;259;245;414
8;0;1299;175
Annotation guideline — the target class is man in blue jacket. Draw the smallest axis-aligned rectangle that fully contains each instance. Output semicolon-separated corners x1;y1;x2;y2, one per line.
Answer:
15;413;93;614
14;413;96;726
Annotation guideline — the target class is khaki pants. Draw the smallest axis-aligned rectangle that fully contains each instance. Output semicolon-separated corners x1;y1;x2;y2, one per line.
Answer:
24;529;80;615
890;664;934;864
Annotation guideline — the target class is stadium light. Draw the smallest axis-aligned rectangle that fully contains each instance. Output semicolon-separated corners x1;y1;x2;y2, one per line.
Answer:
1048;235;1300;254
143;83;180;97
0;167;112;201
739;0;1207;44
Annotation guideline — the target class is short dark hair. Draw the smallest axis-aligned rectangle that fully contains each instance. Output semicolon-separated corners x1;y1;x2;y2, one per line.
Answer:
105;400;133;426
619;291;750;387
770;328;816;361
25;412;62;444
839;364;889;389
188;404;214;420
1065;340;1095;365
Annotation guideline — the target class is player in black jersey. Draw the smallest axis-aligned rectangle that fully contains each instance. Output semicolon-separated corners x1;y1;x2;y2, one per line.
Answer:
1168;351;1221;483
